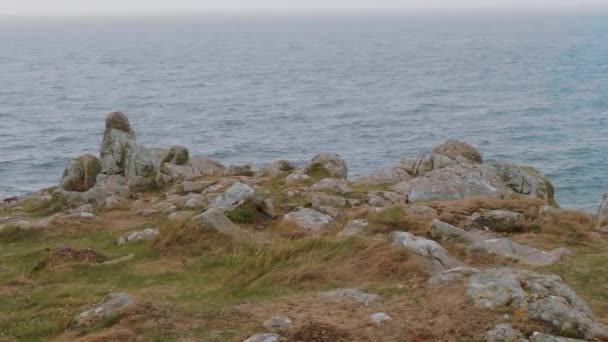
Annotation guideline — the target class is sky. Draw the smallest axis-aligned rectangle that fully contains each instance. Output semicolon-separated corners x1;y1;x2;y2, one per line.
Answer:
1;0;607;15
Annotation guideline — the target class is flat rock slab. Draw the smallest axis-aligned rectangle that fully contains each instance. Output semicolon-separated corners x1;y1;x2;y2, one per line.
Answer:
429;219;570;267
117;228;159;245
68;293;134;331
390;231;464;272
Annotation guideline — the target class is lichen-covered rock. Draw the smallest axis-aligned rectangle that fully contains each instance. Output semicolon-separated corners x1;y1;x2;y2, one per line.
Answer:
432;140;483;165
190;157;226;176
281;208;335;234
210;182;259;209
191;208;253;241
309;153;348;179
471;210;523;231
467;268;608;340
117;228;159;245
309;178;352;194
493;163;556;206
338;219;369;237
529;332;585;342
597;192;608;230
227;163;254;176
391;164;509;203
160;163;202;182
485;323;527;342
319;288;381;306
390;231;464;272
428;266;479;287
68;293;134;331
307;192;347;209
52;174;131;209
429;219;569;267
181;180;215;194
161;145;189;165
59;154;101;192
365;191;405;207
243;333;280;342
263;316;292;331
99;112;158;181
352;166;413;186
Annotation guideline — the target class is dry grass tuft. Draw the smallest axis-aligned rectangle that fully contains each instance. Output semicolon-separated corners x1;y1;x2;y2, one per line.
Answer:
365;205;427;235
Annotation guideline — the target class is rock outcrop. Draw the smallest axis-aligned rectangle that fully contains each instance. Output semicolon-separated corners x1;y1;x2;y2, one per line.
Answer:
391;164;509;203
429;219;569;266
390;231;464;272
281;208;335;234
58;154;101;192
467;268;608;340
493;163;557;206
68;293;134;331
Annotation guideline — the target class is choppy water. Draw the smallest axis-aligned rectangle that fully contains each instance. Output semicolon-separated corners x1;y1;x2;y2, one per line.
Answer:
1;14;607;210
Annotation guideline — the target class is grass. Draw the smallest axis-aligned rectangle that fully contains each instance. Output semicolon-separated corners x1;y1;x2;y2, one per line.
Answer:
365;205;426;234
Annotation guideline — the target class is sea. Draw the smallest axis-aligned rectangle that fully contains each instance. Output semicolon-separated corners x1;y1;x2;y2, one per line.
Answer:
1;12;607;211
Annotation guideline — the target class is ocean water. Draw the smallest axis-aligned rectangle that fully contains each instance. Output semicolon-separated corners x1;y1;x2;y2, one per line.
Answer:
1;14;607;211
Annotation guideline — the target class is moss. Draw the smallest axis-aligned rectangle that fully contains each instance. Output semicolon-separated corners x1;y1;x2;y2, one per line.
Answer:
225;200;257;224
0;226;43;244
306;162;331;182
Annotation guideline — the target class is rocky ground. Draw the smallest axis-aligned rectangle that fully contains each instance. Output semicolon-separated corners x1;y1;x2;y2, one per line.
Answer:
2;112;608;341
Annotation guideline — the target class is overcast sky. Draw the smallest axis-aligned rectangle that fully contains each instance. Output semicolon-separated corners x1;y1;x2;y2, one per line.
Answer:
1;0;607;15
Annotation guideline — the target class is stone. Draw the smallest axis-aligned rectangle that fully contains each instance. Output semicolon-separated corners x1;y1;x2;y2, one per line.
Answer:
432;140;483;165
339;219;370;237
319;288;381;306
390;231;464;272
471;210;523;231
353;166;413;186
263;316;292;331
493;163;556;205
529;332;585;342
117;228;159;245
68;293;134;331
257;160;295;178
598;193;608;229
485;323;526;342
467;268;527;310
191;208;253;241
311;204;344;220
391;164;509;203
160;163;202;182
181;181;215;194
161;145;189;165
99;112;157;180
365;191;406;207
52;175;131;209
429;219;569;267
185;197;205;209
307;192;347;208
309;153;348;179
428;266;479;287
281;208;335;234
190;157;226;176
310;178;352;195
466;268;608;340
211;182;258;208
227;163;254;176
58;154;101;192
242;333;280;342
103;196;128;211
371;312;391;324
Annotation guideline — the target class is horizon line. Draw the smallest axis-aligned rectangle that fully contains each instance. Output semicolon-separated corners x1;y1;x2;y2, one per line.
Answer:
2;4;608;18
